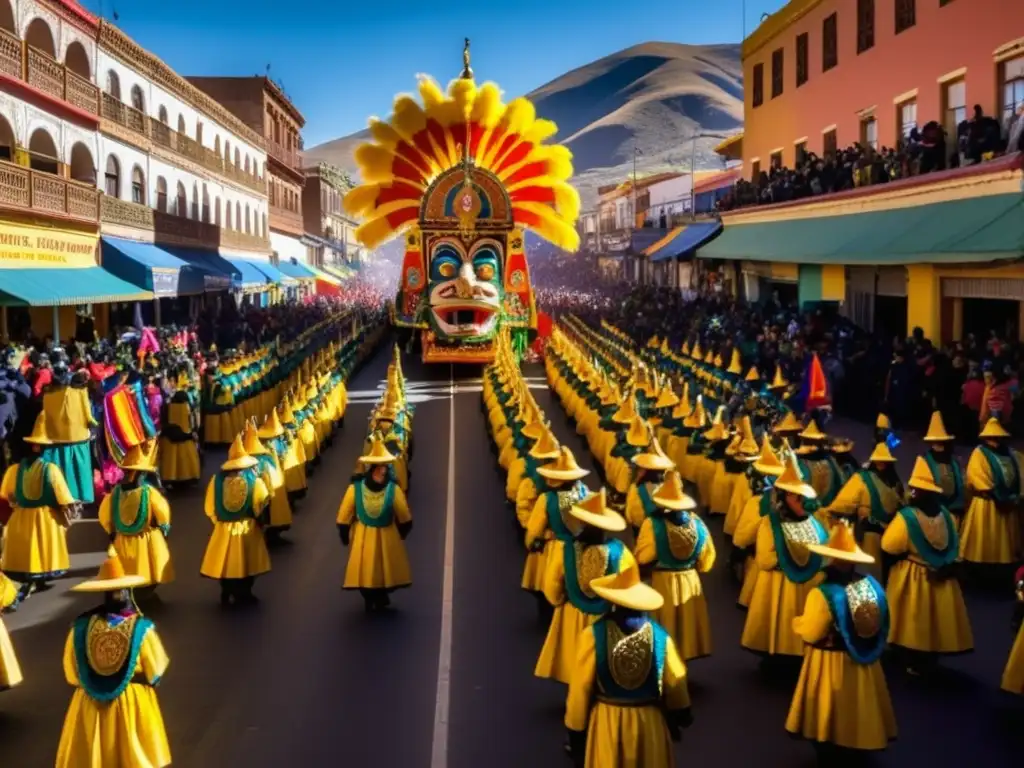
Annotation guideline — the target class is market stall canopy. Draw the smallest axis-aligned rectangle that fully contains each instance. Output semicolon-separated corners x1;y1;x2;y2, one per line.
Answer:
276;258;317;281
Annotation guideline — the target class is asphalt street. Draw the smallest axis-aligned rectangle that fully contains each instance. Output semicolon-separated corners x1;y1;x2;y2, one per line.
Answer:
1;343;1021;767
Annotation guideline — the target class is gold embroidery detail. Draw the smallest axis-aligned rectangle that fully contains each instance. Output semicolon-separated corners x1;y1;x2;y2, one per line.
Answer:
222;475;250;514
807;459;832;495
576;542;609;598
86;615;136;676
874;479;900;514
914;509;949;551
782;518;820;566
557;487;585;536
666;519;698;561
845;579;881;639
116;488;146;530
606;621;653;691
359;486;387;519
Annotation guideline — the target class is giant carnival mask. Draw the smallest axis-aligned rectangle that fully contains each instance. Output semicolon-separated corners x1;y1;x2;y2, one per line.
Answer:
344;41;580;364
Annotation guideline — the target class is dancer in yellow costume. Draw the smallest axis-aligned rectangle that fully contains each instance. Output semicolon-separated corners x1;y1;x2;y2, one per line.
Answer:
338;437;413;613
741;454;828;662
259;409;306;501
565;566;692;768
624;431;675;533
785;521;897;757
960;417;1022;567
98;443;174;588
243;421;292;540
535;489;632;685
55;548;171;768
1001;565;1024;694
721;417;761;537
0;413;74;602
635;470;715;662
508;424;560;517
883;456;973;673
199;436;272;606
732;439;787;609
159;373;202;485
0;575;21;691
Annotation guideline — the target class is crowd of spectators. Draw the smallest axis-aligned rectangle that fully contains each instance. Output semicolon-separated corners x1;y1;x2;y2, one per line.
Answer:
718;104;1024;211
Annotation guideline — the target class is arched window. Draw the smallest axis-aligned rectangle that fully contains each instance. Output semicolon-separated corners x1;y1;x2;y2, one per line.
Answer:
244;155;250;174
201;184;210;223
223;140;231;162
214;197;221;226
214;136;221;155
158;106;168;124
235;201;241;229
191;182;199;219
103;155;120;197
130;166;145;204
130;85;144;113
156;177;167;212
245;204;251;234
175;182;186;216
105;70;120;99
225;200;233;229
177;115;186;136
233;148;240;167
261;212;267;238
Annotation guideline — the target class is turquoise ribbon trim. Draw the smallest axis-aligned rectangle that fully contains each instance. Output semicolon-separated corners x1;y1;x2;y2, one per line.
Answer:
111;484;151;536
545;482;587;542
924;453;964;511
636;483;656;520
72;615;153;703
593;618;667;702
213;469;256;523
897;506;958;570
856;470;895;526
354;480;396;528
14;459;58;509
818;577;889;665
979;445;1020;503
767;509;827;584
651;514;706;570
564;538;624;615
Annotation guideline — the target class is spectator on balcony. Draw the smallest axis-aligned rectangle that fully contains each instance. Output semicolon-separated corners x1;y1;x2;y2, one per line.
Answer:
1009;105;1024;154
963;105;1003;165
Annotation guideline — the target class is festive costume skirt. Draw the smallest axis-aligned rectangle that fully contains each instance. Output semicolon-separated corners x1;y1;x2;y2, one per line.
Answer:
741;570;823;657
584;702;674;768
0;616;22;690
886;559;973;653
535;602;598;684
41;442;94;504
738;556;757;608
708;465;736;517
343;522;411;590
56;684;171;767
265;487;293;531
158;438;201;483
959;497;1021;565
0;506;69;581
114;529;175;586
1001;621;1024;694
651;569;712;661
200;519;271;580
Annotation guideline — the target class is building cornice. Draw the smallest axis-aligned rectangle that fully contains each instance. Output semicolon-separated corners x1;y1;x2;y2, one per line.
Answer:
262;77;305;127
741;0;826;61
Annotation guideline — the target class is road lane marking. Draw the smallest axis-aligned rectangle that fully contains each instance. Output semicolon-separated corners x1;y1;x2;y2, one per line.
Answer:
431;364;457;768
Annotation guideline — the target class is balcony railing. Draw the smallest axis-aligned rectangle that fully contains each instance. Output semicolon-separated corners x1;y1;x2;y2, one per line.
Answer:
0;29;99;116
269;203;303;231
100;93;266;195
102;195;270;254
0;160;101;222
266;138;302;171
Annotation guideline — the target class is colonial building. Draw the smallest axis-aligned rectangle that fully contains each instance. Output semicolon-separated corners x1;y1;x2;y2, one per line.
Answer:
187;76;307;272
300;162;360;267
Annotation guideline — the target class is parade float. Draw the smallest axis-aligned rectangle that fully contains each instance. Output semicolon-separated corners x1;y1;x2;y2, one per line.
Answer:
343;40;580;364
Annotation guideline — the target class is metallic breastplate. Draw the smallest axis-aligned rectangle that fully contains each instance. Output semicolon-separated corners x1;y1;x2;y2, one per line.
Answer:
360;487;387;519
574;542;610;598
914;509;949;551
781;517;820;566
845;579;882;638
606;621;654;691
86;615;136;676
665;519;698;561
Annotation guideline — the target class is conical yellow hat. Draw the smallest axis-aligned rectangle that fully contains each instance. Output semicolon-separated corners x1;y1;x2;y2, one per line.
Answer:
683;397;707;429
681;341;691;357
651;470;696;511
733;416;760;457
744;366;760;383
258;409;285;439
907;455;943;493
23;413;52;445
70;546;147;593
625;416;650;447
979;417;1011;440
590;565;664;612
773;411;803;434
727;348;742;375
703;406;729;442
753;438;785;476
121;440;158;472
633;432;675;471
222;435;258;471
773;453;816;498
799;421;827;441
867;442;897;464
770;366;788;389
691;342;702;360
654;385;680;410
528;428;560;460
923;411;954;442
611;397;637;425
876;413;892;431
671;384;692;419
537;446;590;481
807;519;874;564
568;489;627;532
712;353;723;368
359;435;396;465
243;422;269;456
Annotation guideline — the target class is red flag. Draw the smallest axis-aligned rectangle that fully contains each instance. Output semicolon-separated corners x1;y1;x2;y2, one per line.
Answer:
805;352;831;412
536;311;553;339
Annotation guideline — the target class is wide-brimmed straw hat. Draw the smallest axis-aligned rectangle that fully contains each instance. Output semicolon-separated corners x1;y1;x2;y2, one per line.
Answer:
773;454;816;499
651;470;696;511
907;455;942;494
773;411;802;434
359;436;396;465
222;435;258;471
243;422;269;456
611;398;637;425
568;489;626;532
537;446;590;481
590;566;664;612
799;421;827;442
71;546;147;593
258;409;286;439
753;439;785;477
807;519;874;565
632;435;675;471
528;429;560;460
625;416;650;448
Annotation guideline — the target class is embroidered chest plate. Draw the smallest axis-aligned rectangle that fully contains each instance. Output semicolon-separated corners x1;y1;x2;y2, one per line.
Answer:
575;543;609;598
86;615;137;676
116;489;146;530
781;518;819;566
845;579;881;638
557;487;586;533
808;459;832;492
666;519;698;561
914;510;949;551
606;621;654;690
222;475;250;514
360;487;388;519
996;455;1018;488
875;480;900;512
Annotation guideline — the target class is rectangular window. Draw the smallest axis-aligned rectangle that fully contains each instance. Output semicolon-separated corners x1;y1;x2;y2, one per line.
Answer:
104;172;118;198
857;0;874;54
796;34;809;87
750;160;761;182
156;189;167;213
795;141;808;166
898;100;918;141
823;128;838;158
1003;55;1024;132
895;0;916;35
822;13;838;72
770;151;783;170
943;79;967;137
771;49;784;98
752;63;764;107
131;179;144;204
860;116;878;150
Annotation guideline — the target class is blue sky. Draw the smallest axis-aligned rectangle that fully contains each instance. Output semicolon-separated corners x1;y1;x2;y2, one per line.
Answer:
81;0;786;147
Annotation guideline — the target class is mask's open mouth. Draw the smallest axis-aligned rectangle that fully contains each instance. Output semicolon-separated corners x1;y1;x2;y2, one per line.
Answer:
431;304;498;337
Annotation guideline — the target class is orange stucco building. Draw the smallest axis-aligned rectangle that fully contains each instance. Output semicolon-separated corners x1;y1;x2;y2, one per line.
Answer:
736;0;1024;174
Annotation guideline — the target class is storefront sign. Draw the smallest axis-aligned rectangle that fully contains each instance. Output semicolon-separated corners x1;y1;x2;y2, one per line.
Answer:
0;223;98;269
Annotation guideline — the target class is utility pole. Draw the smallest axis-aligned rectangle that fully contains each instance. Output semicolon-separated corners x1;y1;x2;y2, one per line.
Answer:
632;146;642;230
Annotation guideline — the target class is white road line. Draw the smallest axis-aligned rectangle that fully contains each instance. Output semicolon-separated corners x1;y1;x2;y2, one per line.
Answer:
431;364;457;768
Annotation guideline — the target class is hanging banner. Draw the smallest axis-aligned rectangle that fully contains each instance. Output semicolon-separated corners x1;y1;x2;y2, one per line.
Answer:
0;222;98;269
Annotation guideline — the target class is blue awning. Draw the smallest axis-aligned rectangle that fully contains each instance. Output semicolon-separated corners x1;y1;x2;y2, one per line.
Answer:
160;247;235;291
647;222;723;262
0;267;153;306
100;237;210;297
222;257;272;290
277;258;317;280
237;257;297;286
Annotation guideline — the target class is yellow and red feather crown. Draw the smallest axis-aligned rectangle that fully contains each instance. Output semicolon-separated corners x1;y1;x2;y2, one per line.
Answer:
343;76;580;252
